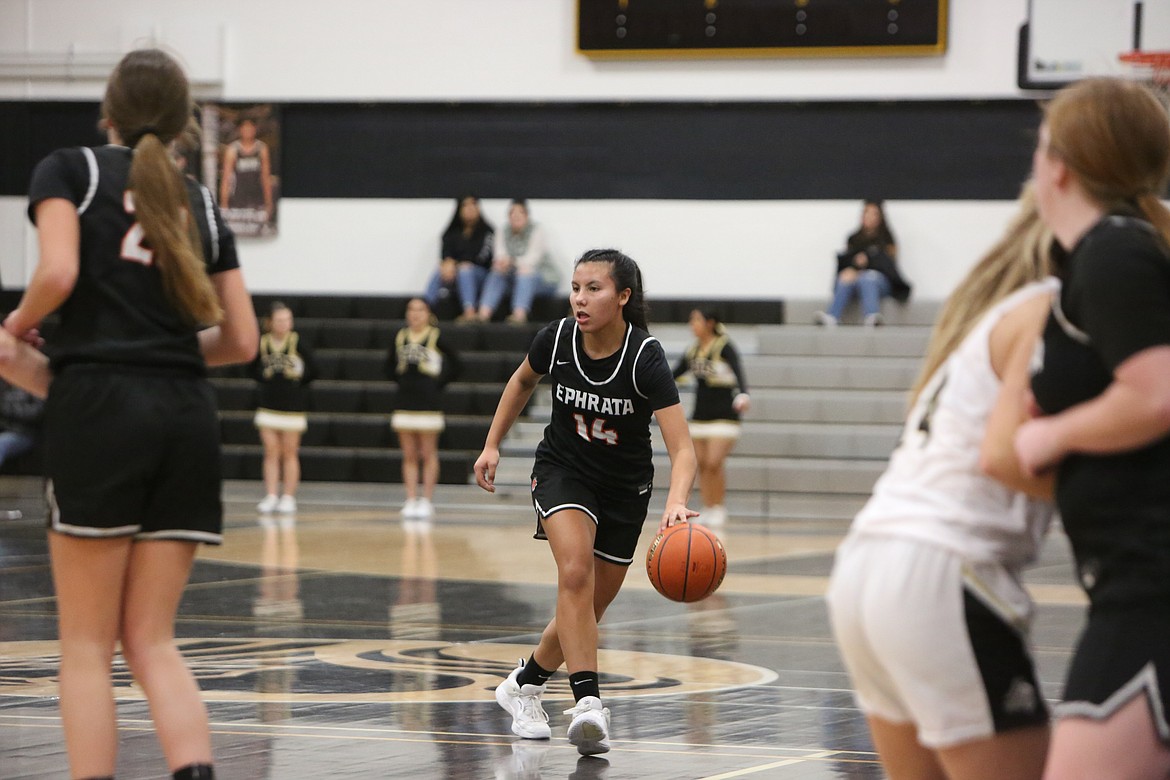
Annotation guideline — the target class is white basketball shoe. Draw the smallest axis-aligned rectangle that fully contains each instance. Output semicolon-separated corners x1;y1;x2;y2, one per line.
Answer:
564;696;611;756
495;660;552;739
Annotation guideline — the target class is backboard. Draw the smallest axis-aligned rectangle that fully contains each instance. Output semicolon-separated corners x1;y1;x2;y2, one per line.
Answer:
1018;0;1170;89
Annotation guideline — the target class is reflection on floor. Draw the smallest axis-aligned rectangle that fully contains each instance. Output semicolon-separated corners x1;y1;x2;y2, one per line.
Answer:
0;478;1083;779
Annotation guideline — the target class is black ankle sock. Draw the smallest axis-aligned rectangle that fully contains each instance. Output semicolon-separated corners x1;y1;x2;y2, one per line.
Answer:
173;764;215;780
516;654;554;688
568;670;600;702
81;776;114;780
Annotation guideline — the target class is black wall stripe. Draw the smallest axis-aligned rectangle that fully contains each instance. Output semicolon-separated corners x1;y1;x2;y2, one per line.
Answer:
1;100;1042;201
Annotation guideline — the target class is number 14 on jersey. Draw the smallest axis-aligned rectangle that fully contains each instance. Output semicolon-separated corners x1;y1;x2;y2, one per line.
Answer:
573;414;619;445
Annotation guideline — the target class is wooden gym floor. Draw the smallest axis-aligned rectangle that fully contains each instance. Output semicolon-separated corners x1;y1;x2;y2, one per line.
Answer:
0;477;1087;779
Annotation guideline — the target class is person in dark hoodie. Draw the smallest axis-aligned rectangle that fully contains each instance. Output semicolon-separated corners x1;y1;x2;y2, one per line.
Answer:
816;199;912;326
424;196;495;321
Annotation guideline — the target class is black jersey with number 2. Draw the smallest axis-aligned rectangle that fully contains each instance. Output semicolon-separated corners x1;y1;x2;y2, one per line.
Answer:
527;318;680;495
27;145;240;374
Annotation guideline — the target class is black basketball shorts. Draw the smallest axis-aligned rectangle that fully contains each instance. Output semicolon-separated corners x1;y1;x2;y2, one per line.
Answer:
44;367;224;544
1058;605;1170;743
529;460;652;565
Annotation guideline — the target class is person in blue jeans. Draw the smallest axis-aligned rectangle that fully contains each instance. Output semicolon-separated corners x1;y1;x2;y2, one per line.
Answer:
477;199;560;324
0;378;43;470
816;200;911;326
425;196;495;322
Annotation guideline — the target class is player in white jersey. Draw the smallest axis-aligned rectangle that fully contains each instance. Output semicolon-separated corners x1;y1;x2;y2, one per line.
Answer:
826;187;1058;780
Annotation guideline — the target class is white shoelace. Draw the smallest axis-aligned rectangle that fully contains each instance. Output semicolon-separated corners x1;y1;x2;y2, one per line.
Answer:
518;692;549;723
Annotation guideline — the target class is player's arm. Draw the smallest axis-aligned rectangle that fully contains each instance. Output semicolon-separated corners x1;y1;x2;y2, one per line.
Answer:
1016;246;1170;474
219;146;236;206
1017;345;1170;474
474;357;543;492
724;342;751;413
980;294;1054;498
198;268;259;366
260;143;273;215
654;402;699;532
5;199;80;338
0;330;51;398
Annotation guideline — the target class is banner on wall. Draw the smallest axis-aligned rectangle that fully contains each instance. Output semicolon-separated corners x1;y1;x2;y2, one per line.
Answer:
199;103;281;238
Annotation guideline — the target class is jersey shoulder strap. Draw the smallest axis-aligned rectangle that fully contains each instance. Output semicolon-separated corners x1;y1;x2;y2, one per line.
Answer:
548;318;571;373
77;147;100;215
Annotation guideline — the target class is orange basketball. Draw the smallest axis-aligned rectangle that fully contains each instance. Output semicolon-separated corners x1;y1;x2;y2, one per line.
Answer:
646;523;727;603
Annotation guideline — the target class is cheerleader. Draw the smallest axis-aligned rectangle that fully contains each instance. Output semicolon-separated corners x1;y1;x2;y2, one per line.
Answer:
672;309;749;527
386;298;461;519
253;303;314;514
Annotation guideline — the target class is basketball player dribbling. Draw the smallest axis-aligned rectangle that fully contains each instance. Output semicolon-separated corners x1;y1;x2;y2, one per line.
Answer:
474;249;698;756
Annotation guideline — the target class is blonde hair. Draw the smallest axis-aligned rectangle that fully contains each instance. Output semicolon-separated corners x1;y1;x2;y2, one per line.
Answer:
103;49;223;325
908;184;1054;406
1044;78;1170;248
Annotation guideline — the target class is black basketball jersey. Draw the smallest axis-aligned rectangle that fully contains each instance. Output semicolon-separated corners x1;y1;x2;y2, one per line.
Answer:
1031;214;1170;606
528;318;680;494
672;334;749;422
229;139;266;209
27;145;240;374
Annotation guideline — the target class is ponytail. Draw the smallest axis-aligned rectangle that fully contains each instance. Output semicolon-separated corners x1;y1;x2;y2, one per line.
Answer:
104;48;222;326
129;135;223;325
1136;192;1170;252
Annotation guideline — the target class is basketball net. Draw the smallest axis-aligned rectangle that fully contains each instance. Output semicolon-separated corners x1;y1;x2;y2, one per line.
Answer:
1119;50;1170;105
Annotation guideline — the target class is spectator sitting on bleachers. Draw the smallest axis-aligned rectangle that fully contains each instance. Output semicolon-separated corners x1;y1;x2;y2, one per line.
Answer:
425;196;494;322
476;199;560;324
816;199;911;327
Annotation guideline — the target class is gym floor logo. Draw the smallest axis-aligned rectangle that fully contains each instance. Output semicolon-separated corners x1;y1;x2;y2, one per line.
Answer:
0;639;777;703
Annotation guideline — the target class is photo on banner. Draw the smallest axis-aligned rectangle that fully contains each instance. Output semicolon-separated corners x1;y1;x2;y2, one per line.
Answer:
200;102;281;238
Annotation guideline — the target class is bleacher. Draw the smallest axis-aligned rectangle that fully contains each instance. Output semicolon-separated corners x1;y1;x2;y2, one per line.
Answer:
212;294;539;484
477;296;937;523
492;301;935;523
2;287;938;523
210;294;791;487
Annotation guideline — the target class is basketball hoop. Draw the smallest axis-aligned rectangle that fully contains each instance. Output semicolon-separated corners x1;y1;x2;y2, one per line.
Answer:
1120;50;1170;93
